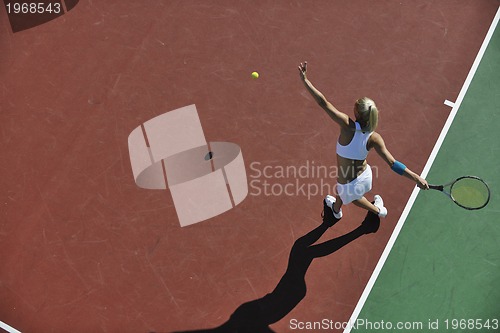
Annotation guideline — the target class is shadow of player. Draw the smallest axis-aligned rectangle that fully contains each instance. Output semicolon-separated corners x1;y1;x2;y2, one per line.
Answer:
170;202;380;333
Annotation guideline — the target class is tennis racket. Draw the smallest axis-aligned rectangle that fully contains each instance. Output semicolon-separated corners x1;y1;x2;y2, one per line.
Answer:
428;176;490;210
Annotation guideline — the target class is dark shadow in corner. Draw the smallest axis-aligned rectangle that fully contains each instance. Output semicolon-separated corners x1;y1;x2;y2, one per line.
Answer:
3;0;80;33
168;202;380;333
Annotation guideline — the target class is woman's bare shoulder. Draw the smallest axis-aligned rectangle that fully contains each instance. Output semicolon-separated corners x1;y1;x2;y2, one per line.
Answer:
367;131;384;149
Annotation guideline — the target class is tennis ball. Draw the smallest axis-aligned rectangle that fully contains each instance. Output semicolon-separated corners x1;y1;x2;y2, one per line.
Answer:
251;71;259;79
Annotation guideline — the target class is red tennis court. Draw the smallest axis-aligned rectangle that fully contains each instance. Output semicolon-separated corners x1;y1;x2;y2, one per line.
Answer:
1;1;498;332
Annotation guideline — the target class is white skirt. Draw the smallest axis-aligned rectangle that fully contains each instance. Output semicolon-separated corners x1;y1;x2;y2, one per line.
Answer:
336;164;373;204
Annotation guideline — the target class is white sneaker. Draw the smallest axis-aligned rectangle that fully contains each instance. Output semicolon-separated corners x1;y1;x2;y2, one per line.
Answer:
374;195;388;217
325;195;343;219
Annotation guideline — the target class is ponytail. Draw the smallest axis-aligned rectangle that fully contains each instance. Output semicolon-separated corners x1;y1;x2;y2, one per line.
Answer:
355;97;379;132
368;104;379;132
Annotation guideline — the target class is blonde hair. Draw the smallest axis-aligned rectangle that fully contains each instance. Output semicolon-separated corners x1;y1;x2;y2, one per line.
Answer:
355;97;378;132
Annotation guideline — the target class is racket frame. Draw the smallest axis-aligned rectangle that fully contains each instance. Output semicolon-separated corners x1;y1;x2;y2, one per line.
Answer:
428;175;490;210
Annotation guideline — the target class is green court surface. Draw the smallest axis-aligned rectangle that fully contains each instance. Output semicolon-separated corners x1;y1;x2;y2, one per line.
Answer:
350;12;500;333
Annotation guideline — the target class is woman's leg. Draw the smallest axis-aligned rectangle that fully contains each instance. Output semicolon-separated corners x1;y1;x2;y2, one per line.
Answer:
353;196;379;214
333;194;343;216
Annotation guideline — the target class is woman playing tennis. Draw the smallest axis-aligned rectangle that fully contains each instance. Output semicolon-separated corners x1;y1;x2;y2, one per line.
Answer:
298;61;429;219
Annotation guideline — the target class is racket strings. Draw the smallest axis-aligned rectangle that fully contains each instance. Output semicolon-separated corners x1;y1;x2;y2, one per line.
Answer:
450;177;490;209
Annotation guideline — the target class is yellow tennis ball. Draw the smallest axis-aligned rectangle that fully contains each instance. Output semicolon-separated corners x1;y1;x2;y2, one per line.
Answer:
251;71;259;79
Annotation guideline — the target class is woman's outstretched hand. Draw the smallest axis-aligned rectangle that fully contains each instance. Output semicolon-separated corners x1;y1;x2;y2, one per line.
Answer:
298;61;308;81
416;175;429;190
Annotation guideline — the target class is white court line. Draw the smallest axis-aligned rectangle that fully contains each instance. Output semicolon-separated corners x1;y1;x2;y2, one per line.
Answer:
444;99;455;108
343;6;500;333
0;321;21;333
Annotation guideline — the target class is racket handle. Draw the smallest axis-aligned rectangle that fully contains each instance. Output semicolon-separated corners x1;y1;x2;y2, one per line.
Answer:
428;184;443;191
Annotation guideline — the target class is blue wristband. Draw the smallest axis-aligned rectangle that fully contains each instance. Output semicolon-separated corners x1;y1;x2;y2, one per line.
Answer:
391;160;406;175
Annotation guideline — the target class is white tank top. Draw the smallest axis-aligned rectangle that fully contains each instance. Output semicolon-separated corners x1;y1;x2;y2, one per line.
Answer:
336;122;373;161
